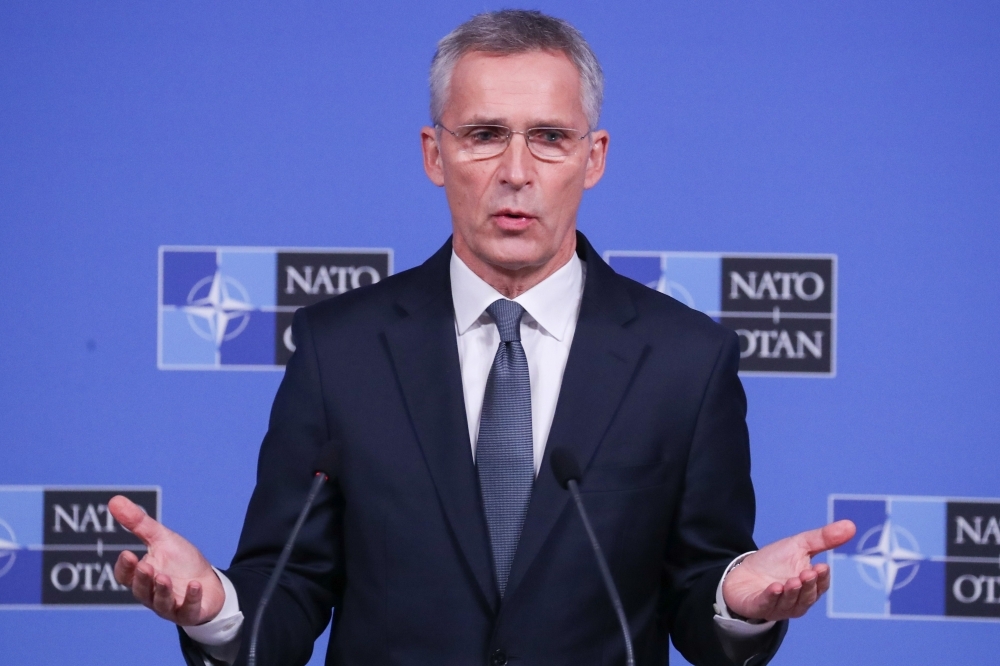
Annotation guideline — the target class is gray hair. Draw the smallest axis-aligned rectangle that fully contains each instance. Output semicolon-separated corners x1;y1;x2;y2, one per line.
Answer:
429;10;604;129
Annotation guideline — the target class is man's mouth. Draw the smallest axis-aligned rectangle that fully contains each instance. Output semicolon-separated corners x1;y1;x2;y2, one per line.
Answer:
492;209;537;228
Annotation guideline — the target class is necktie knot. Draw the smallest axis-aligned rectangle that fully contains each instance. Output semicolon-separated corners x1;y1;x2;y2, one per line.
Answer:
486;299;525;343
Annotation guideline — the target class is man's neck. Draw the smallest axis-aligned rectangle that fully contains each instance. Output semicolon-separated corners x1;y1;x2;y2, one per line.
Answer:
453;234;578;299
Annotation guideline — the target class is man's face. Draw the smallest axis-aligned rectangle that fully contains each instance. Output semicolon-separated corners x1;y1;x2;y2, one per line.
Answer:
421;50;609;275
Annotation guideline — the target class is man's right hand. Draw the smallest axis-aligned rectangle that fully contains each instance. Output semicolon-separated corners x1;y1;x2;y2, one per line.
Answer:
109;495;226;626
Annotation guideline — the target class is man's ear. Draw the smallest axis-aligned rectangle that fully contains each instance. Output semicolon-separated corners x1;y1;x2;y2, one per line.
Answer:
583;129;609;189
421;126;445;187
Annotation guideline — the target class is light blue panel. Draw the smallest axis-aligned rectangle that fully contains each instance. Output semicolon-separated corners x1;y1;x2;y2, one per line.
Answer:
160;310;216;366
0;488;44;546
218;250;277;307
661;255;722;314
889;499;946;558
829;556;888;616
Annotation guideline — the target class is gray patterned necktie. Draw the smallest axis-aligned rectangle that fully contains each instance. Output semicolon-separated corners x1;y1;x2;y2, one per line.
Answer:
476;298;534;597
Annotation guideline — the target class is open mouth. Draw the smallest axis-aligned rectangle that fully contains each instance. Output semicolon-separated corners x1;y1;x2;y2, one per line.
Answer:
494;209;536;223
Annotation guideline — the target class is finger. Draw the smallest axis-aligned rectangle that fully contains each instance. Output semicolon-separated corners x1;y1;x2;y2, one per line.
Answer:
795;570;820;610
132;561;156;607
752;582;784;618
815;564;832;596
797;520;857;556
108;495;166;547
784;569;823;619
177;581;204;625
773;577;803;616
114;550;139;587
152;573;176;618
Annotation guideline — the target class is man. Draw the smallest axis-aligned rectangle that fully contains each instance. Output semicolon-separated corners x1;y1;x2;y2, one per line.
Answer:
110;10;854;665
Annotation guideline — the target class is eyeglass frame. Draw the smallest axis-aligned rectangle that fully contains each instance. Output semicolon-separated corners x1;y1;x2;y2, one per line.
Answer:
434;123;594;162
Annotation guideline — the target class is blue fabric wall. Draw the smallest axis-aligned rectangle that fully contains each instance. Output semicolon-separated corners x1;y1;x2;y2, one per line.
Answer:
1;1;997;663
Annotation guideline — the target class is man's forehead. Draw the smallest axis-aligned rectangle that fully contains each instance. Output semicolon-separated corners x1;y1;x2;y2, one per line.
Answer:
443;50;586;125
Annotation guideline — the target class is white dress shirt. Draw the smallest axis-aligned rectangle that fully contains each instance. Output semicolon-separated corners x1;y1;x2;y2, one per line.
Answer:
185;250;771;664
451;249;583;474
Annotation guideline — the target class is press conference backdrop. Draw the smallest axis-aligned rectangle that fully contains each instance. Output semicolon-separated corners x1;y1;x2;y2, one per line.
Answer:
1;1;997;664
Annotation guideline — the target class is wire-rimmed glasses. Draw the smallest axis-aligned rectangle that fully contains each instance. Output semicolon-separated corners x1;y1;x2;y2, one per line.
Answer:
436;123;592;161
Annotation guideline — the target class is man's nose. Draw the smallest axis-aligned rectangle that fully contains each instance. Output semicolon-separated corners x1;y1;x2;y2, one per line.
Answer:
496;133;534;189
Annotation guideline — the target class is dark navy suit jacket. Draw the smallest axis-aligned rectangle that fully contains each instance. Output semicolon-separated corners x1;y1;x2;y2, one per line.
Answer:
181;233;786;666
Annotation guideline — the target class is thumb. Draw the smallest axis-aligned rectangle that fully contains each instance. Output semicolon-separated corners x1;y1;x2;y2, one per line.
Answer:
799;519;857;556
108;495;165;546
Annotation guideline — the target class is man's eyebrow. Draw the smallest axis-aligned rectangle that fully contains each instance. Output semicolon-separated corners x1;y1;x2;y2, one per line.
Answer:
457;117;578;128
526;119;578;128
459;117;508;126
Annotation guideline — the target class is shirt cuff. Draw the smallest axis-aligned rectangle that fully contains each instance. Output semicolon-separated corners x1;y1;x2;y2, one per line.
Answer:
182;567;243;663
713;552;776;637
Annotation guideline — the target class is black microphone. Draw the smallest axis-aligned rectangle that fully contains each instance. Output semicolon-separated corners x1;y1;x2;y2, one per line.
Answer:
246;442;340;666
550;448;635;666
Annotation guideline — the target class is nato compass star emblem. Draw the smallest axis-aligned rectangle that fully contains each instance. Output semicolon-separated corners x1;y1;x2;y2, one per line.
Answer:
182;271;254;346
0;518;20;579
851;519;924;594
159;246;394;369
830;494;1000;620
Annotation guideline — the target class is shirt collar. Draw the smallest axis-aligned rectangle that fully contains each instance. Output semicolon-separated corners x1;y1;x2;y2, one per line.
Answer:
450;250;584;341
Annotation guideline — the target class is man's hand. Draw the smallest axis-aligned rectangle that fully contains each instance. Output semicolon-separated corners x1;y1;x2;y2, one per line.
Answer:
109;495;226;626
722;519;856;622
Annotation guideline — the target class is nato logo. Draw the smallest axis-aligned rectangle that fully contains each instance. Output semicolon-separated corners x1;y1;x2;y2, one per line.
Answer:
159;246;393;369
0;487;159;608
828;494;1000;622
603;252;836;376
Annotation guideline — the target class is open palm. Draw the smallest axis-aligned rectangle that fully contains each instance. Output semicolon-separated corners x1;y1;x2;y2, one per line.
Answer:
109;495;225;626
722;520;856;621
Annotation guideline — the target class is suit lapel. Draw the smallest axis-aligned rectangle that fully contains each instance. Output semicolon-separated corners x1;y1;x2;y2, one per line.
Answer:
505;235;649;598
382;242;499;611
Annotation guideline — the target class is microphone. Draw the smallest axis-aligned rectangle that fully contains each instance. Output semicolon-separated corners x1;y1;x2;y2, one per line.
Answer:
246;442;340;666
550;448;635;666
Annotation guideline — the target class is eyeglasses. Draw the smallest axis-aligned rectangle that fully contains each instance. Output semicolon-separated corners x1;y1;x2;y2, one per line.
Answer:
435;123;591;161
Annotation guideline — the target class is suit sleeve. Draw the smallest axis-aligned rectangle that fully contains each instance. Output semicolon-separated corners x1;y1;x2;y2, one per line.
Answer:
224;307;345;666
661;332;786;665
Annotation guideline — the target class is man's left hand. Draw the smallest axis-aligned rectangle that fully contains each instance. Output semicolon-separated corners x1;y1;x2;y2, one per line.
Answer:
722;519;856;622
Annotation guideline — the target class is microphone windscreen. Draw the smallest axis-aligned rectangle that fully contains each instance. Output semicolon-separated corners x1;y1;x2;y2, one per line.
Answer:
550;447;582;489
312;440;340;478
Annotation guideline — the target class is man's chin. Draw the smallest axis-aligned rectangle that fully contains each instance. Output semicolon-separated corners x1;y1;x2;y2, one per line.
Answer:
475;238;554;273
455;226;576;276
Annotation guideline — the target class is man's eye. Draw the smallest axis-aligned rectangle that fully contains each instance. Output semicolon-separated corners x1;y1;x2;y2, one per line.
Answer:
467;128;504;143
534;129;568;143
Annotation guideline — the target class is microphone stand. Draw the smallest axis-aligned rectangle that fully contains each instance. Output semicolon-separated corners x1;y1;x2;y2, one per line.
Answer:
551;448;635;666
247;442;339;666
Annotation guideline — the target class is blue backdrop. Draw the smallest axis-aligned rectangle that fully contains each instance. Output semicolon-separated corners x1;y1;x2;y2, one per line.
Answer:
2;1;998;664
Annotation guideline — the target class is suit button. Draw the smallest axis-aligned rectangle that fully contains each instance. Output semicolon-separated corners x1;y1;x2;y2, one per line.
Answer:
490;649;508;666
